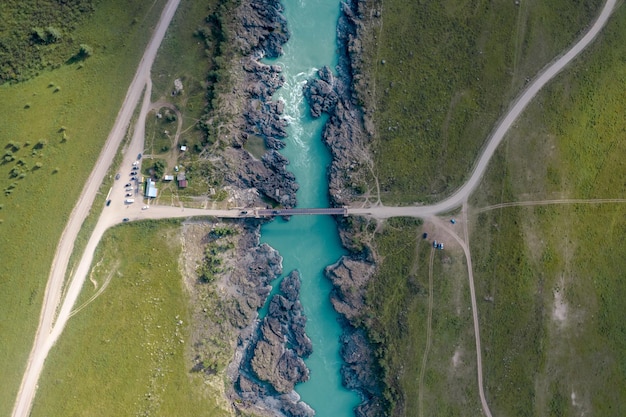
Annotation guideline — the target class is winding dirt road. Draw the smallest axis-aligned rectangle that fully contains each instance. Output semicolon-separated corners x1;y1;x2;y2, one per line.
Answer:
348;0;617;221
12;0;617;416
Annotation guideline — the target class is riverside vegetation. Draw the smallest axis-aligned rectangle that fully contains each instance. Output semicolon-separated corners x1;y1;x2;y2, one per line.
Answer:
0;0;170;414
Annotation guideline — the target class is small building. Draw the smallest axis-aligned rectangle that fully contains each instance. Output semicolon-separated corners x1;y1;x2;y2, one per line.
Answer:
177;172;186;181
145;178;158;198
178;179;188;189
180;145;187;152
163;175;174;181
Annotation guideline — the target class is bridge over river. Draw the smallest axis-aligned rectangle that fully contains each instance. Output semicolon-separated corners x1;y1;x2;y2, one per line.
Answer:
255;207;347;217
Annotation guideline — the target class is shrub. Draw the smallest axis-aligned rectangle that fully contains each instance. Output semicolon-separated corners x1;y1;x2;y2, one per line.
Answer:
78;44;93;58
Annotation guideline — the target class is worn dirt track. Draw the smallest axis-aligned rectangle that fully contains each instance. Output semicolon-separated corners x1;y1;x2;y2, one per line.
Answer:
11;1;181;416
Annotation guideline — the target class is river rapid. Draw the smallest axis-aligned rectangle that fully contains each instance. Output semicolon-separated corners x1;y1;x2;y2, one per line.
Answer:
259;0;362;414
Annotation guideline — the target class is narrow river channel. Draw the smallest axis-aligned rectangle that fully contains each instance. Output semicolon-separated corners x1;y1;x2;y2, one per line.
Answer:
259;0;362;414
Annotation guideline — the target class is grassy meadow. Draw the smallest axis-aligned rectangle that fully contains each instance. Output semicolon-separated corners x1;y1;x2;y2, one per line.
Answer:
363;0;602;204
150;0;219;153
362;0;626;415
30;221;231;417
468;3;626;415
0;0;168;414
364;218;481;416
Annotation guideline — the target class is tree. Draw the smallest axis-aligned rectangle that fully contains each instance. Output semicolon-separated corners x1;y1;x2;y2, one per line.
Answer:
76;44;93;60
153;160;166;179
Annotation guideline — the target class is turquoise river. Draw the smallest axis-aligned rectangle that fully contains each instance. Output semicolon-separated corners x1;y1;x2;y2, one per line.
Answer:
260;0;362;414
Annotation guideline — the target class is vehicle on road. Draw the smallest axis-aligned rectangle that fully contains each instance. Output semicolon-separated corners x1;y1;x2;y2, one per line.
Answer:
115;173;120;180
106;200;111;206
122;218;129;222
240;210;248;215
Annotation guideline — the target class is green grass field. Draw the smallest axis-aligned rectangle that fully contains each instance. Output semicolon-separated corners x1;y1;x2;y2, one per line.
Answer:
362;0;626;415
364;218;481;416
30;221;231;417
467;4;626;414
363;0;602;204
150;0;221;153
0;1;168;414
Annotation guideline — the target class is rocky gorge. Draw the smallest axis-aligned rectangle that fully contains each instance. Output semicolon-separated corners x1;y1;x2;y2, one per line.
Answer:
199;0;386;415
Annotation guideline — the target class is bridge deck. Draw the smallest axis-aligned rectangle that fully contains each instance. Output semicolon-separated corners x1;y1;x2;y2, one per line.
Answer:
256;207;347;216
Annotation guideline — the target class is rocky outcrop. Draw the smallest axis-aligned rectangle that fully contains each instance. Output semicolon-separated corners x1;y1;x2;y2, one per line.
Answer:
228;149;298;208
234;0;290;59
214;0;298;208
325;256;375;322
224;222;283;328
233;270;313;417
303;66;339;118
241;59;288;149
341;329;384;416
249;271;312;393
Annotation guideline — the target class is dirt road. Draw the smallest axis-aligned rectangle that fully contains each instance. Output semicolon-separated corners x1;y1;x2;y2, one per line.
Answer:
11;1;181;416
348;0;617;221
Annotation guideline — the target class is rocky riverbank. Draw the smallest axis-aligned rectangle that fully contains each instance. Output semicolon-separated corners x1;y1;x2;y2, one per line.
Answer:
303;0;385;415
219;0;299;208
183;219;314;416
232;271;314;417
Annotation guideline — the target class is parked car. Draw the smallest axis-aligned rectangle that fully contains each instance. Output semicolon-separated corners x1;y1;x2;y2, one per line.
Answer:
142;206;149;210
126;193;132;197
106;200;112;206
137;153;142;160
130;176;137;181
115;173;120;180
125;183;131;187
123;218;130;222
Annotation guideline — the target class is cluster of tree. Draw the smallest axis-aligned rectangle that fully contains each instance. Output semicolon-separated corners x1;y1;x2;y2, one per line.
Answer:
0;0;95;84
196;233;235;284
152;160;166;179
195;0;236;145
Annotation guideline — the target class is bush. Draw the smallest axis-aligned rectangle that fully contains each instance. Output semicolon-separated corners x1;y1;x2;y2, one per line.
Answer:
78;44;93;58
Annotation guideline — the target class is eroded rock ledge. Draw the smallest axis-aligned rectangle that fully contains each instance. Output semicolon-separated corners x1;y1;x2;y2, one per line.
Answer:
233;271;314;417
222;0;298;208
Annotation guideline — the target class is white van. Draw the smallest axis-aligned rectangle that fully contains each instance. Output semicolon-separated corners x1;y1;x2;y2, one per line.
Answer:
125;198;135;204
